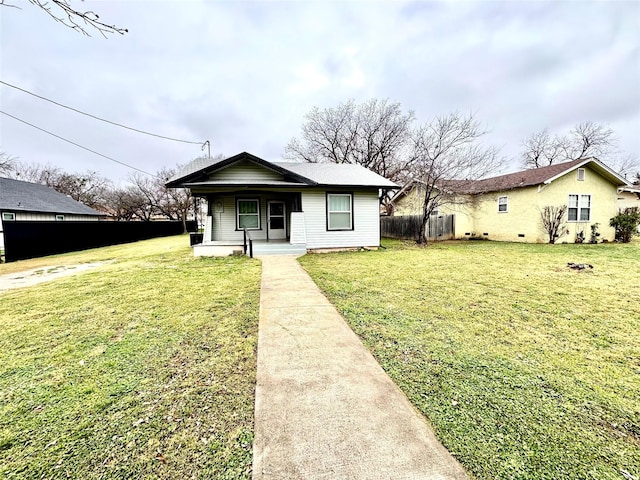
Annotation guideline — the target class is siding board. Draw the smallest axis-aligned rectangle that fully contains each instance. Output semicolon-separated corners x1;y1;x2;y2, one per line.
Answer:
302;189;380;248
209;160;284;182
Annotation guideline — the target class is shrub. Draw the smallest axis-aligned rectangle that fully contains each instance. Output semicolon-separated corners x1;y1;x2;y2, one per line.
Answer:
609;207;640;243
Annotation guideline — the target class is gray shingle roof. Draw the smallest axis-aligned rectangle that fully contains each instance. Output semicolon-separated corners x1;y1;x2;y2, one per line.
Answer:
0;177;103;216
275;162;398;188
167;152;398;189
168;156;228;184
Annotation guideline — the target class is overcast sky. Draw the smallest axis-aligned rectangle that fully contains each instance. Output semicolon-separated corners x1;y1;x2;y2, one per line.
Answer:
1;0;639;184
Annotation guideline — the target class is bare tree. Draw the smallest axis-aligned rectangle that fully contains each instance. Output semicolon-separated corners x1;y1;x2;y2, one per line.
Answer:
408;112;503;244
7;161;110;209
0;151;17;175
1;0;127;37
102;186;153;221
7;161;62;184
565;121;615;160
540;205;568;244
130;166;193;231
285;99;415;184
609;153;640;180
50;171;111;209
521;129;565;168
521;121;616;169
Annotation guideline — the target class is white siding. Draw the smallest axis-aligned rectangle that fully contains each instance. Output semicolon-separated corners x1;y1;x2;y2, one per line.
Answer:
302;189;381;249
203;190;381;248
10;212;99;221
209;160;284;182
209;195;270;242
290;212;307;245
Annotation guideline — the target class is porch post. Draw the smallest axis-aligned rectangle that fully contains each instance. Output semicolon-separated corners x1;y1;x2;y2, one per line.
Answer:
290;212;307;245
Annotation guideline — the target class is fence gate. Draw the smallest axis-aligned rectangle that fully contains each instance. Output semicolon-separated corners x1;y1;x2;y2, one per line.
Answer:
380;214;455;241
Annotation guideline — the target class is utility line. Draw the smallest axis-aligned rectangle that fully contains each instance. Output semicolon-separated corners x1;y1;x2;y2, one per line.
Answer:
1;110;158;177
0;79;205;146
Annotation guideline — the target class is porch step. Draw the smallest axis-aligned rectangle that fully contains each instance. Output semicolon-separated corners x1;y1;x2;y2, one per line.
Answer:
251;243;307;256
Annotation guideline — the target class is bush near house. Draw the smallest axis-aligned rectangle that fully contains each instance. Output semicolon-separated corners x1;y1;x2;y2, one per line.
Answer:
300;240;640;480
610;207;640;243
0;236;260;479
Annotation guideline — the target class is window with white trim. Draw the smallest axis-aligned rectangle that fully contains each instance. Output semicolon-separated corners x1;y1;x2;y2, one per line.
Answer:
2;212;15;221
498;196;508;212
327;193;353;230
568;194;591;221
577;168;585;181
236;199;260;230
56;215;65;221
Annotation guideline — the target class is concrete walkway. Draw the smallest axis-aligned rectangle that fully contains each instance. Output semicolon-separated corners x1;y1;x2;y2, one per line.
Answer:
253;255;469;480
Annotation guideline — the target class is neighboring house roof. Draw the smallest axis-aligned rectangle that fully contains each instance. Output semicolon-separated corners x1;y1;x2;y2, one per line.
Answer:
443;157;630;194
0;177;103;216
618;185;640;195
166;151;398;189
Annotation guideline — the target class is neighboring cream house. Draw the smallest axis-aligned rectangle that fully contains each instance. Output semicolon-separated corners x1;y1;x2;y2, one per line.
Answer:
166;152;397;256
391;158;630;243
617;185;640;211
617;185;640;233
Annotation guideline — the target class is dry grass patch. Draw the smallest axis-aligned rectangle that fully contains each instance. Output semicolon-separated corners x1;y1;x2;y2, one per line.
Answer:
300;240;640;480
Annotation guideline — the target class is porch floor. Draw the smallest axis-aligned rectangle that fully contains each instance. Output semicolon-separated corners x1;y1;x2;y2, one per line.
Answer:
193;240;307;257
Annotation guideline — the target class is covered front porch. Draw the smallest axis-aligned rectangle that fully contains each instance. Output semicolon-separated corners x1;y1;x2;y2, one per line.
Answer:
193;191;308;257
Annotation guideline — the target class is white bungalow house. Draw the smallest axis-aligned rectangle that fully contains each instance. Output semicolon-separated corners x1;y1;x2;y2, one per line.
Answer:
166;152;398;256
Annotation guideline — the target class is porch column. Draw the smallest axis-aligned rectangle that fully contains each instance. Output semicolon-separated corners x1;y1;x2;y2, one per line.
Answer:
289;212;307;245
204;215;213;242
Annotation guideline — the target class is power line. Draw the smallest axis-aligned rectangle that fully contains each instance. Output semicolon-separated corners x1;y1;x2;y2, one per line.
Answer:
1;110;158;177
0;79;206;146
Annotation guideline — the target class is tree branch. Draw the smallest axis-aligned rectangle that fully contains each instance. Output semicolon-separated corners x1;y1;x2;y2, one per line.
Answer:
25;0;127;37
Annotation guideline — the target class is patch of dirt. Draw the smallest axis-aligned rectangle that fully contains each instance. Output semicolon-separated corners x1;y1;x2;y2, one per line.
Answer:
0;262;111;292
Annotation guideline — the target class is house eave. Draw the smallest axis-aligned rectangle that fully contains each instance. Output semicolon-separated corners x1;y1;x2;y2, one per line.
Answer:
166;152;319;188
0;205;104;216
543;158;630;187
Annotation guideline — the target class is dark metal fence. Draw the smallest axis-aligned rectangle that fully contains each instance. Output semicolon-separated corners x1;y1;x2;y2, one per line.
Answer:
2;220;196;262
380;215;455;241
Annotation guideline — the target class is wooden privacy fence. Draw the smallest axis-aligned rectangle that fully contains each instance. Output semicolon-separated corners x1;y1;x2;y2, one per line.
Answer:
380;214;455;241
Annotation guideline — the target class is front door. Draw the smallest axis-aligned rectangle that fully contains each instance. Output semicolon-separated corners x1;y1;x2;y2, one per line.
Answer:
267;201;286;240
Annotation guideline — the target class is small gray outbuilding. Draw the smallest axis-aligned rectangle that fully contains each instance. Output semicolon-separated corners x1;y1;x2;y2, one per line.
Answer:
0;177;103;250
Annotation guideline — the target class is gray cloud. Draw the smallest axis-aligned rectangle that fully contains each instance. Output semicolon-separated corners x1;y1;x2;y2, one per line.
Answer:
1;0;638;182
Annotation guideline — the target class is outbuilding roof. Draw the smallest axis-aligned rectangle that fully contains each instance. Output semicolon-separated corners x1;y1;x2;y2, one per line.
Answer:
0;177;103;216
166;152;398;189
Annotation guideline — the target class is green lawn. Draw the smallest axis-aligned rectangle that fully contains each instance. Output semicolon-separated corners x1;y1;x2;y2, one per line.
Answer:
300;239;640;480
0;236;261;479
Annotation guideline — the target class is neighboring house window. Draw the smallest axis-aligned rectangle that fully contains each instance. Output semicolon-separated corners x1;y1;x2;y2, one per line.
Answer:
327;193;353;230
237;199;260;230
498;196;508;212
568;194;591;221
577;168;585;181
2;212;15;221
56;215;65;221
